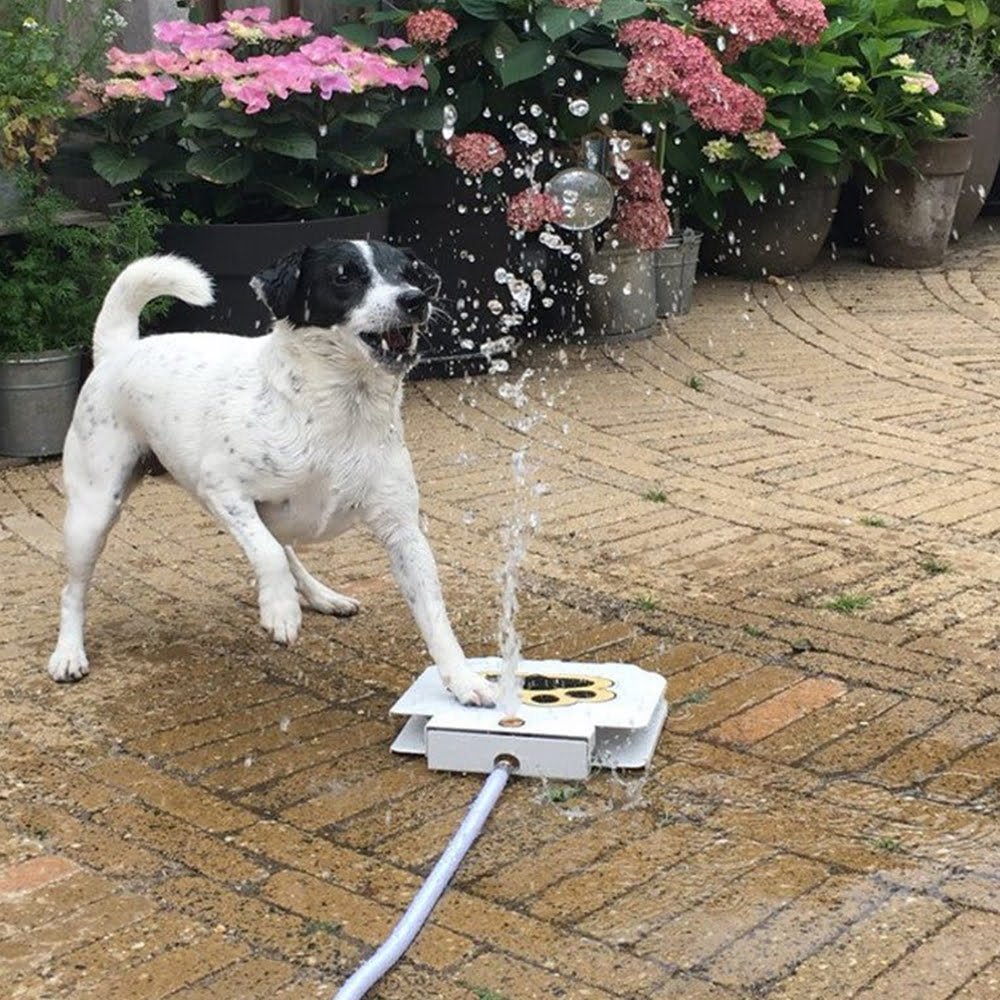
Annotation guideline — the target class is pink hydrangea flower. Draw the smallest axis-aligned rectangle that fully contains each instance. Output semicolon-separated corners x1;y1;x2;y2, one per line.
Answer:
618;20;765;133
688;74;766;133
405;9;458;47
507;188;565;232
617;161;664;201
221;6;271;23
903;71;939;95
745;129;784;159
771;0;828;45
445;132;507;173
104;75;177;102
261;17;314;41
614;198;672;249
154;20;235;54
695;0;827;59
623;51;679;102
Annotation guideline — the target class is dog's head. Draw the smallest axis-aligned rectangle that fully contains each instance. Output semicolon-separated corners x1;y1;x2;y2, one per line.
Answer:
251;239;441;368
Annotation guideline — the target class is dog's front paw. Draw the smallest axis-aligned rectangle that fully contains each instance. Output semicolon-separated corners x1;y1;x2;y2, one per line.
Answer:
260;598;302;646
48;646;89;683
448;670;499;707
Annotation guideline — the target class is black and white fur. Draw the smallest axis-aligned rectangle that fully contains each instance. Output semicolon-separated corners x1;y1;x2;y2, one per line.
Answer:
47;239;498;707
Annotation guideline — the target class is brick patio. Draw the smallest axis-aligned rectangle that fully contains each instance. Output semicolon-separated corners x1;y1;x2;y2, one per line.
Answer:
3;226;1000;999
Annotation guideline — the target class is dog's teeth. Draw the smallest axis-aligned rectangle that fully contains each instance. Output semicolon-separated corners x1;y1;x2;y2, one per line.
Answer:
381;338;389;352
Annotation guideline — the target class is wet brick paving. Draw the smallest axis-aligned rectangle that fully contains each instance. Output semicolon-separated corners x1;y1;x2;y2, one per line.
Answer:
3;227;1000;998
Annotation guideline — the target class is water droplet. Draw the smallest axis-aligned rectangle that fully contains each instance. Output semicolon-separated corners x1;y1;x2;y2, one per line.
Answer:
279;716;290;732
442;103;458;141
568;98;590;117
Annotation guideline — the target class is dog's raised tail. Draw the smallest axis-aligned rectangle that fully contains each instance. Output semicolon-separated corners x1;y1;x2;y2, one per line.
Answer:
93;255;214;365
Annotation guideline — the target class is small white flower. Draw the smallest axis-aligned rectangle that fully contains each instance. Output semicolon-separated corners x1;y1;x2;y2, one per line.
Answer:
22;16;39;28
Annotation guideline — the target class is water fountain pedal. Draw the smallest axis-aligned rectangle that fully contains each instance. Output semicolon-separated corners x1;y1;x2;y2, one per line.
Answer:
390;658;667;780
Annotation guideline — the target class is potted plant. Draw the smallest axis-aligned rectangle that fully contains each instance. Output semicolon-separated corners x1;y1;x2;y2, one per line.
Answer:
0;179;163;458
810;0;975;267
74;5;429;335
0;0;120;218
367;1;809;344
914;26;999;238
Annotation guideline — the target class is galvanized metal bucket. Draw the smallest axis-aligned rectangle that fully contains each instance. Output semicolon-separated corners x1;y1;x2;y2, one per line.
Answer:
0;347;83;458
582;237;658;339
655;230;702;317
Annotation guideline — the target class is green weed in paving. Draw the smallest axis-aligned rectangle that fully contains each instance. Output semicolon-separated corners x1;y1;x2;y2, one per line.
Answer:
859;515;886;527
632;596;659;612
687;375;705;391
545;785;582;804
643;489;668;503
675;689;710;707
824;594;872;614
473;989;508;1000
743;624;766;637
870;836;903;853
303;919;340;935
920;557;950;576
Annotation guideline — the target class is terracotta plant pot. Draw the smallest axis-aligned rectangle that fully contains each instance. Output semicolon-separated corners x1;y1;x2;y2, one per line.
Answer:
700;171;843;278
952;88;1000;238
862;136;975;268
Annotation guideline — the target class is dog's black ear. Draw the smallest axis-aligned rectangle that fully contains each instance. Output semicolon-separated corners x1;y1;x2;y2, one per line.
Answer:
401;248;442;298
251;247;309;320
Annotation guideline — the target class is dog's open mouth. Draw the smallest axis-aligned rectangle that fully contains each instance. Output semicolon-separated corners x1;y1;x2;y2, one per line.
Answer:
362;327;418;361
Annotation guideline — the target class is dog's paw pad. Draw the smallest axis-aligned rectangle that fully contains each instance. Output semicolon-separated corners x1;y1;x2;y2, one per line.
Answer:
303;586;360;617
449;673;498;707
47;648;89;683
261;601;302;646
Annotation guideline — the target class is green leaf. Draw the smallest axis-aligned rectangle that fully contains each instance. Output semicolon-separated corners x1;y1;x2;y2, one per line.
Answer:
457;0;503;19
137;107;186;134
570;48;628;69
212;187;241;219
796;137;843;163
499;39;553;86
91;145;152;185
944;0;966;14
325;144;389;174
967;0;989;25
186;148;253;185
597;0;648;23
258;176;319;209
485;21;519;75
184;109;258;139
333;23;378;47
341;109;382;127
259;129;318;160
536;4;596;40
734;173;764;204
385;97;449;129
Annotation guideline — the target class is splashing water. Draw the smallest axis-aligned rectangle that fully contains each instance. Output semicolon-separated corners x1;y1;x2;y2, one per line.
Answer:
496;369;540;717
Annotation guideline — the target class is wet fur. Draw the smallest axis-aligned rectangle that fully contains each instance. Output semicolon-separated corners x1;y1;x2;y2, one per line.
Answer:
47;240;498;707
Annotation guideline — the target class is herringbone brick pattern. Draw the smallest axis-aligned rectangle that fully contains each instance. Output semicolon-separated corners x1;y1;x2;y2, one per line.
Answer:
2;226;1000;998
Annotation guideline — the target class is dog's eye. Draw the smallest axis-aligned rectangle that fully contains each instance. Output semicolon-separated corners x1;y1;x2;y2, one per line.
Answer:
334;268;353;285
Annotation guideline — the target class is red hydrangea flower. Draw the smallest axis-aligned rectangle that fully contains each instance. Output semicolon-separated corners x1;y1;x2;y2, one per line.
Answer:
771;0;827;45
613;198;672;249
552;0;600;8
405;9;458;47
445;132;507;174
618;161;664;201
507;188;565;232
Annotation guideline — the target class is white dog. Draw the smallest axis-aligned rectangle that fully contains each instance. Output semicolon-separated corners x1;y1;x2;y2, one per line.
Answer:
47;240;497;706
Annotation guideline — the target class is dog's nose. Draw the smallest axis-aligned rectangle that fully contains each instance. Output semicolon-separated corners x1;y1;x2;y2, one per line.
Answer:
398;289;428;319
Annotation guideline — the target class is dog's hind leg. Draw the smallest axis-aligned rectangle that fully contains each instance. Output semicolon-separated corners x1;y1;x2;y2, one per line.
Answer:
48;425;142;682
201;493;302;645
284;547;360;617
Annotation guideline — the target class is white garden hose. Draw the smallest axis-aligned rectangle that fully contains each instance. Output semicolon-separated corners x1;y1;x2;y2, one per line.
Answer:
333;761;513;1000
